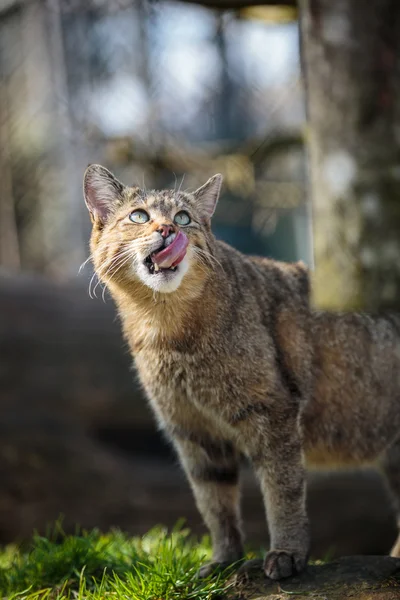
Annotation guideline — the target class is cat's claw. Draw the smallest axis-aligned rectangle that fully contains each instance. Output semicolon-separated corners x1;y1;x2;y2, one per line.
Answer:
264;549;306;580
236;558;264;580
197;560;237;578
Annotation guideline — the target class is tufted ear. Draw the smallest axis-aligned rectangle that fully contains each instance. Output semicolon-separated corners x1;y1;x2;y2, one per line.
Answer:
83;164;125;223
193;174;223;223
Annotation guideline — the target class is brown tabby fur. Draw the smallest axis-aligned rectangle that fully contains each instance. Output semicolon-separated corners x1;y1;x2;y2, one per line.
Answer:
83;164;400;580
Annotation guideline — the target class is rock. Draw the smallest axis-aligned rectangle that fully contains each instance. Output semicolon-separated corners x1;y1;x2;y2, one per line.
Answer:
232;556;400;600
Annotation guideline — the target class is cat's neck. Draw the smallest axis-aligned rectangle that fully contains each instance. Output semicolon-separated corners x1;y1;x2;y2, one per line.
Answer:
110;269;221;349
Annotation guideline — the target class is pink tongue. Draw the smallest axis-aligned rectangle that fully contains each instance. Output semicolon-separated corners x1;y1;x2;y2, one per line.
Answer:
151;230;189;269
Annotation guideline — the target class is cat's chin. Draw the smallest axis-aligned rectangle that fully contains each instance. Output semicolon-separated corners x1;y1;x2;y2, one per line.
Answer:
136;255;190;293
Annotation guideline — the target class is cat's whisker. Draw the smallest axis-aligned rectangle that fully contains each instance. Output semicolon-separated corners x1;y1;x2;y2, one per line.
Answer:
89;251;129;297
105;249;135;272
110;252;135;280
101;283;108;303
78;254;94;273
106;248;135;276
173;172;177;195
95;254;125;283
88;271;99;299
93;254;128;302
177;174;186;196
83;242;132;284
92;247;132;297
182;185;194;195
193;246;224;273
142;173;147;194
98;248;133;282
91;278;107;302
201;249;223;271
191;259;208;277
95;241;131;258
129;237;160;249
92;276;104;298
100;252;135;300
94;243;149;296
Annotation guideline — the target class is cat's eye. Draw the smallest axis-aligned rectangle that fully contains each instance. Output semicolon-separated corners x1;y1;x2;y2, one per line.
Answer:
174;211;191;226
129;209;149;224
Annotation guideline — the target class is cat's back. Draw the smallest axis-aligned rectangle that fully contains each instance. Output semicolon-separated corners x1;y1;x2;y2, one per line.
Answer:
311;310;400;391
214;241;314;399
215;240;310;312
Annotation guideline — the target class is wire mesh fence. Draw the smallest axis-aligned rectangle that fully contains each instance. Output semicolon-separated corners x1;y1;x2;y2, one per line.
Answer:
0;0;311;279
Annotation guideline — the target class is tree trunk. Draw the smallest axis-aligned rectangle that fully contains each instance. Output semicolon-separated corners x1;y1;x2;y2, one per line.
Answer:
0;10;21;270
300;0;400;311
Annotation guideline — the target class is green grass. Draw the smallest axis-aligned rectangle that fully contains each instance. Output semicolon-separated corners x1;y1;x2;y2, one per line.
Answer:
0;522;238;600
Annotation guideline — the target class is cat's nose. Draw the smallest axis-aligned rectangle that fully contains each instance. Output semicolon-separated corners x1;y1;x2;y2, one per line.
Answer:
157;223;175;239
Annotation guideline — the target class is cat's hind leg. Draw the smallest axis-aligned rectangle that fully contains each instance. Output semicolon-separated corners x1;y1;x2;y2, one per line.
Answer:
170;429;244;577
381;436;400;557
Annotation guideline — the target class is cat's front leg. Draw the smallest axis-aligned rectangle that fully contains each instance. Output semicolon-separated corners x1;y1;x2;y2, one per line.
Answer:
236;407;309;580
169;428;244;576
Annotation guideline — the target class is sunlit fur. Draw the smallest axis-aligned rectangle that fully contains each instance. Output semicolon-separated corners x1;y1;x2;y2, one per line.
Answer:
85;167;400;582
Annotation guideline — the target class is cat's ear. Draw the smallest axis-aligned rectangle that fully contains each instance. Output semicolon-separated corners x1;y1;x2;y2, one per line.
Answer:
193;174;222;223
83;164;125;224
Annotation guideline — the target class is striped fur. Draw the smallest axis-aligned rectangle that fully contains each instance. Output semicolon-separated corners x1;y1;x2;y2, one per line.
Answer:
84;165;400;580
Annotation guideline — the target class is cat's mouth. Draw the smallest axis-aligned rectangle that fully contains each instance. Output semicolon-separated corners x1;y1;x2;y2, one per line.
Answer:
144;231;189;275
144;255;177;275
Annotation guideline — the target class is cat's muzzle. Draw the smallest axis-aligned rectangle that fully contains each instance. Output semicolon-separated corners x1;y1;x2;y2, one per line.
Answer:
144;230;188;275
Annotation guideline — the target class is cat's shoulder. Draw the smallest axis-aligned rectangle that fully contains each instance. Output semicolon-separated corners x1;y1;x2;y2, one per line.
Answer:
215;240;310;300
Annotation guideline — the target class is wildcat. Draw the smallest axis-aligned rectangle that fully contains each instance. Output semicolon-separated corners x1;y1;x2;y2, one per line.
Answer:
83;164;400;580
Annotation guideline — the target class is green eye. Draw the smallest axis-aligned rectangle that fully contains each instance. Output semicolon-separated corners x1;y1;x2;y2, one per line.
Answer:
174;211;191;226
129;209;149;224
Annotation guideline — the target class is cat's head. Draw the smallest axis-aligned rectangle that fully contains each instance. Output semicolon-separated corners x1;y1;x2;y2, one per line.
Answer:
83;164;222;294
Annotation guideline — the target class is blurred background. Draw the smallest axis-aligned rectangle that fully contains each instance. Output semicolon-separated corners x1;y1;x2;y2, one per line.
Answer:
0;0;399;558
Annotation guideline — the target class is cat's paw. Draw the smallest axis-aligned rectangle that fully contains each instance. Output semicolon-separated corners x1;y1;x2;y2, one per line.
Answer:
197;560;236;579
264;549;307;580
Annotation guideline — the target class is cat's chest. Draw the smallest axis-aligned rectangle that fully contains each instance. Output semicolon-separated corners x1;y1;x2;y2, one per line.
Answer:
135;347;213;405
134;336;273;427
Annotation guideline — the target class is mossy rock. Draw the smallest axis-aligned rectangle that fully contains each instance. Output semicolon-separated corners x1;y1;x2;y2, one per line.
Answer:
230;556;400;600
